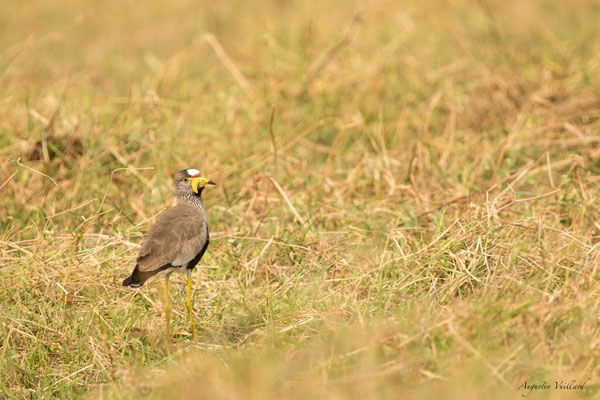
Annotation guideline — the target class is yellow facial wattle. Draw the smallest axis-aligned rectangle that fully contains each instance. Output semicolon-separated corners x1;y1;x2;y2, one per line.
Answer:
190;176;216;193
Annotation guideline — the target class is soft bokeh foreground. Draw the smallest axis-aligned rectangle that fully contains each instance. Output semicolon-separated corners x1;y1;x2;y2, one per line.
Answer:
1;0;600;398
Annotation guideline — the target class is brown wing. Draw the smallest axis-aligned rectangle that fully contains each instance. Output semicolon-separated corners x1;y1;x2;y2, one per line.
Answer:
136;203;208;272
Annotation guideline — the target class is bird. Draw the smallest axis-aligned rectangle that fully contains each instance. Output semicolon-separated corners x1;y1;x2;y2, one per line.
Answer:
123;168;216;340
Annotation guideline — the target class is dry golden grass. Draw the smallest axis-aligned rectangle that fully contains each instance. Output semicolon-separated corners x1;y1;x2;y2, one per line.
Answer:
1;0;600;398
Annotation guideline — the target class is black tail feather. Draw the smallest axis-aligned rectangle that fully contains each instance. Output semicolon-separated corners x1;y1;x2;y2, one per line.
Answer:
122;268;143;288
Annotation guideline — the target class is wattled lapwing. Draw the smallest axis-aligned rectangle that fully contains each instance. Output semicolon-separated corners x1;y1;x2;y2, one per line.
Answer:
123;168;216;340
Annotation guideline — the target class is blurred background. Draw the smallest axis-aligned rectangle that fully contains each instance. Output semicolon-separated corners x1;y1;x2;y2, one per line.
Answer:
1;0;600;398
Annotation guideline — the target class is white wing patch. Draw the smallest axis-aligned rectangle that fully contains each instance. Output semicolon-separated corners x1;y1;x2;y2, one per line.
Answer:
186;168;200;176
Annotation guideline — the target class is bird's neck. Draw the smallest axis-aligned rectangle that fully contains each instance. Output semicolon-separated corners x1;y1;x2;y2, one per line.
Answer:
177;193;205;209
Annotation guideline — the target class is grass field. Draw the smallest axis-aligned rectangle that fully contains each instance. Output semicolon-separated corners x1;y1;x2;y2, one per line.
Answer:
2;0;600;398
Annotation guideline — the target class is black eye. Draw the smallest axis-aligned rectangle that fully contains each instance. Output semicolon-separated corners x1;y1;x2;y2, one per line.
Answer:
183;178;189;182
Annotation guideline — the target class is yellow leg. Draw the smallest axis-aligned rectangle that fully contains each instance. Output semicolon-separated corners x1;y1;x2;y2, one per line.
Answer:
186;270;197;342
164;276;171;340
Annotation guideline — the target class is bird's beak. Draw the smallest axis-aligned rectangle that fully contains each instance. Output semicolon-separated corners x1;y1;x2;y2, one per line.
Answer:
190;175;216;193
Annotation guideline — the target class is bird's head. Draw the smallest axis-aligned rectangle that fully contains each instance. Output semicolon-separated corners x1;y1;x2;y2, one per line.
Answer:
174;168;216;197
